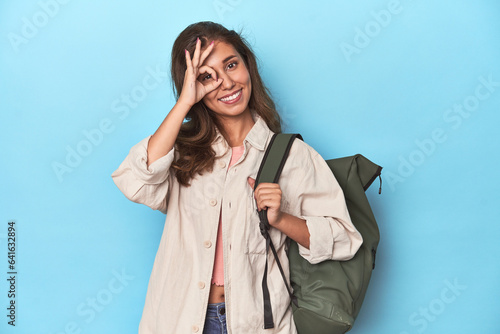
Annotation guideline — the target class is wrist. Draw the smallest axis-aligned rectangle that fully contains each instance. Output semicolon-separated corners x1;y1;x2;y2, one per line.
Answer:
176;99;193;110
270;211;286;228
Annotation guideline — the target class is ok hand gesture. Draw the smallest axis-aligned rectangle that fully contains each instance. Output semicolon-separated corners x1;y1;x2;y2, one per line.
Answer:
178;38;223;108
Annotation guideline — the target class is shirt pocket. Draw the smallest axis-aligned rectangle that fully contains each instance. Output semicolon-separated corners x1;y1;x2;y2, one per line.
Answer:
244;192;267;255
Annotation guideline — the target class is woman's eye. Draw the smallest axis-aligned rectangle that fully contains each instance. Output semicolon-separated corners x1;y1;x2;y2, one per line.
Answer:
227;62;237;69
203;74;212;81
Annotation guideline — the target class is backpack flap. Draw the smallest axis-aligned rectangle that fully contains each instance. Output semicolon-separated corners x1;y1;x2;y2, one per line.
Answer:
326;154;382;191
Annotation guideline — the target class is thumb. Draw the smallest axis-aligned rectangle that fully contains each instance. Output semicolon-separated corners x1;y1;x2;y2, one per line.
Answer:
247;177;256;190
209;77;223;91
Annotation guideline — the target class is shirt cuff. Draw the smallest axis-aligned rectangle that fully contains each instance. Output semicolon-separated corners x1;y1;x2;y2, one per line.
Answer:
297;216;363;264
127;135;175;184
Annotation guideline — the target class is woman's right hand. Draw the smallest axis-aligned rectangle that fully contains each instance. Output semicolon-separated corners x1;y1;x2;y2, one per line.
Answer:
147;38;222;166
177;38;223;109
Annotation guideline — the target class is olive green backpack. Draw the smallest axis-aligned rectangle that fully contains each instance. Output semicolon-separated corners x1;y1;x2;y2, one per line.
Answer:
254;133;382;333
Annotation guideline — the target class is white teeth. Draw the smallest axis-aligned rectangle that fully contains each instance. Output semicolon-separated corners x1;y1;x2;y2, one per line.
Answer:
220;90;241;102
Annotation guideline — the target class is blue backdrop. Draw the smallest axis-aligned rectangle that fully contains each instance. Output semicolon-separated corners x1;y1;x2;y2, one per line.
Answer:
1;1;499;333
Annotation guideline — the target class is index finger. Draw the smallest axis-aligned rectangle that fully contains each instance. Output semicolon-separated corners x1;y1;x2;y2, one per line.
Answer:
199;40;215;67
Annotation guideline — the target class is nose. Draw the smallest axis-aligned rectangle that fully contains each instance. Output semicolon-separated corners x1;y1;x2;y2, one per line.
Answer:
218;72;235;90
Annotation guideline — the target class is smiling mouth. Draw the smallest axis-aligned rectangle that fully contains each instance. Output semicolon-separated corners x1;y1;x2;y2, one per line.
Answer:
218;89;242;103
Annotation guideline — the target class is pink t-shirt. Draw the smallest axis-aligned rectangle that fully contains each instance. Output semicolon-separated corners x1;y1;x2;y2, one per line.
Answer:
211;145;245;286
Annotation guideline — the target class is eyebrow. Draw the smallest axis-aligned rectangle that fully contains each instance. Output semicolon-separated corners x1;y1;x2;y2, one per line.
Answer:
222;55;237;63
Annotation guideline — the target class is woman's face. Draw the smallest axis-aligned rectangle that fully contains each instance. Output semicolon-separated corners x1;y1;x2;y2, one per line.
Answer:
198;41;252;120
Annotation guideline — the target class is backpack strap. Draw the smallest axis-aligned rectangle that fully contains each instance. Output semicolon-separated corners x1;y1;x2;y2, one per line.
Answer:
254;133;302;329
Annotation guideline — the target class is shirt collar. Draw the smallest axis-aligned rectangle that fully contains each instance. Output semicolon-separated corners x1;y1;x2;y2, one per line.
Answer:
244;113;272;151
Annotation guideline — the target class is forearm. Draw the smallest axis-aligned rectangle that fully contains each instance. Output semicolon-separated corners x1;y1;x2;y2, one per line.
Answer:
147;101;191;167
273;212;310;249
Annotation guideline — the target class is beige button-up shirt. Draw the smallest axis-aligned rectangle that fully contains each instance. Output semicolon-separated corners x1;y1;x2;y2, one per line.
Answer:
111;115;363;333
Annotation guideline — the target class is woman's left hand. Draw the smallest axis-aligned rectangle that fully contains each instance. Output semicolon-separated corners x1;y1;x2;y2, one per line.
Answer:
247;177;283;227
247;177;311;249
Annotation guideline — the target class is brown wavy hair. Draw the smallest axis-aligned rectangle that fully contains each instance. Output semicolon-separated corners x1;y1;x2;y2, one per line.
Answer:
170;21;282;186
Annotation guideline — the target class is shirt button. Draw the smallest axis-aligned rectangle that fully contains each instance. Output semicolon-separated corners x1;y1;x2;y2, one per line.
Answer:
209;199;217;206
219;161;226;169
198;281;205;289
204;240;212;248
192;325;199;333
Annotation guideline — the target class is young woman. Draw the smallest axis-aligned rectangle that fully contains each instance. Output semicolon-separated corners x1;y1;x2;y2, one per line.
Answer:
112;21;362;334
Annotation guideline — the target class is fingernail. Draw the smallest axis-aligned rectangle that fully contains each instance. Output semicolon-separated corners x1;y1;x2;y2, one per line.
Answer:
197;37;200;43
185;49;187;54
210;40;214;46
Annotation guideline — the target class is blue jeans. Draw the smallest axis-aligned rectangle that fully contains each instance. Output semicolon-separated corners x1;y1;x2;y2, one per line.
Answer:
203;302;227;334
